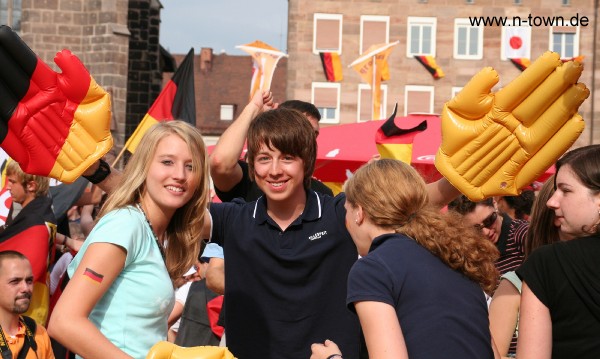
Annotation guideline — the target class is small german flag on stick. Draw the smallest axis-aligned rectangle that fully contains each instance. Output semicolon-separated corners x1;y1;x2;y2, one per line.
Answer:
319;52;343;82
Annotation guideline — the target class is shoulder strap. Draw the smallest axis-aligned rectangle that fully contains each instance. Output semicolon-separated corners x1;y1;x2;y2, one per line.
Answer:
19;316;38;354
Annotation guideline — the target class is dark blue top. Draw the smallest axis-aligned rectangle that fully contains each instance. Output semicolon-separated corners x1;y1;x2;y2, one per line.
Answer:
209;191;360;359
347;233;493;359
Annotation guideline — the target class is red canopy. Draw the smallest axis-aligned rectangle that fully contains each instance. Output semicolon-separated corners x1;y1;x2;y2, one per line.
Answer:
315;114;443;183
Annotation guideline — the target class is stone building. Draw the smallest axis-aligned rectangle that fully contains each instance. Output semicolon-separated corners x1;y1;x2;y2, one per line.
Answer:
286;0;600;146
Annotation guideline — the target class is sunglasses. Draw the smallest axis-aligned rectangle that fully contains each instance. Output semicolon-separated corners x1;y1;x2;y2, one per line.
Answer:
474;211;498;230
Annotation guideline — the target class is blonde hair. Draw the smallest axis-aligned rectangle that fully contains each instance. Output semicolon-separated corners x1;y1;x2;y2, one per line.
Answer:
344;159;499;294
6;161;50;197
99;121;210;279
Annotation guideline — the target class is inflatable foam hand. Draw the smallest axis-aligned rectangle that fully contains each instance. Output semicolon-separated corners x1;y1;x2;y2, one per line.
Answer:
435;51;589;201
146;341;237;359
0;25;112;183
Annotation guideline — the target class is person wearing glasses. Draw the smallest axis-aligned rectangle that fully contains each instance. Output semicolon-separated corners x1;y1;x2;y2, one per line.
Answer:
448;196;529;276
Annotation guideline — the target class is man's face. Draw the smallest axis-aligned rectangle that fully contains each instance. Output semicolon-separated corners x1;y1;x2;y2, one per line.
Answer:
463;204;503;244
6;174;28;205
252;143;306;204
305;114;320;137
0;258;33;315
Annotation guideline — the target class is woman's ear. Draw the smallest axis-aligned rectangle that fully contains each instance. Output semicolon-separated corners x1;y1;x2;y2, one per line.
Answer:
355;206;365;226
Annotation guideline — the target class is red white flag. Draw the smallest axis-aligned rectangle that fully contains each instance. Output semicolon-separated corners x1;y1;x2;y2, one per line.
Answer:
502;26;531;60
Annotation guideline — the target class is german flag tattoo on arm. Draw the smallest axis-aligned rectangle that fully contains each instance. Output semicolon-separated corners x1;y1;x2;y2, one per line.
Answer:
83;268;104;284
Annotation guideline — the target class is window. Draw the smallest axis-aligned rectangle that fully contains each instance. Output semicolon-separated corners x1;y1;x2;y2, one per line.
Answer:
550;26;579;59
312;82;340;124
562;0;570;5
514;0;522;4
407;17;437;57
451;87;463;99
220;104;235;121
360;16;389;54
1;0;22;32
454;18;483;60
313;13;343;54
404;86;434;116
357;83;388;122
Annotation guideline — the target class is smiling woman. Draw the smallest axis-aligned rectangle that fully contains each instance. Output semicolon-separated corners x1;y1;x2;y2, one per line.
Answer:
48;121;211;359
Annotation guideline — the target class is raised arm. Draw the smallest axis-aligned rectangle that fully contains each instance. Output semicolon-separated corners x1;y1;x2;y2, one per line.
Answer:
210;90;274;192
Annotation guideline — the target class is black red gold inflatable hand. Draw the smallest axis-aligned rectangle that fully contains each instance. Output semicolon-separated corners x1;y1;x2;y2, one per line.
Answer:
0;25;112;183
146;341;237;359
435;51;588;200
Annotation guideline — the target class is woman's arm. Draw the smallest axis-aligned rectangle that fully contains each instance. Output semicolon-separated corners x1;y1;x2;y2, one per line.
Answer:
488;279;521;358
355;301;409;359
516;282;552;359
48;242;133;359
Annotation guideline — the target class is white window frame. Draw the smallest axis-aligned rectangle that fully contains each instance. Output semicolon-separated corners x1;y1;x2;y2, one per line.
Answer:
357;83;388;122
451;87;463;99
406;17;437;57
549;26;579;59
453;18;483;60
313;13;343;55
219;104;235;121
311;82;341;124
359;15;390;54
404;85;434;116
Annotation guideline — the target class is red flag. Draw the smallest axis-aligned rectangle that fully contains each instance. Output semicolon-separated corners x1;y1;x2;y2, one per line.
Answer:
319;52;343;82
414;55;445;79
375;104;428;163
0;196;56;325
124;48;197;153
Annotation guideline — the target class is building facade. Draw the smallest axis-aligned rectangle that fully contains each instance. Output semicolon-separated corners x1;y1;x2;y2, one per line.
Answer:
287;0;600;146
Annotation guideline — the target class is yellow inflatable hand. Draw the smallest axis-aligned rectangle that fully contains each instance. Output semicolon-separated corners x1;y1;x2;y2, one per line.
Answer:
435;51;589;201
146;341;237;359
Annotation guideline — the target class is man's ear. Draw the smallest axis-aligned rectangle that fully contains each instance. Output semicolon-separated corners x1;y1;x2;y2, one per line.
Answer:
26;180;37;193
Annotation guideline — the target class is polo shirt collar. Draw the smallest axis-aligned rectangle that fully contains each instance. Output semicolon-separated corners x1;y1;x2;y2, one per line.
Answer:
252;190;323;224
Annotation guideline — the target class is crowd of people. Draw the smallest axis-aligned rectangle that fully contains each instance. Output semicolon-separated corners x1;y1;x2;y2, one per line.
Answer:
0;70;598;359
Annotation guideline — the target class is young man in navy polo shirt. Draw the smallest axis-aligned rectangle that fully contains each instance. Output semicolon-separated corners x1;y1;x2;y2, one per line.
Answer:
205;107;460;359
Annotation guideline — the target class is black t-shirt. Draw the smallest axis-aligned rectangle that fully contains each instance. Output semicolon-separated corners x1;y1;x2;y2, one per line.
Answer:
214;160;333;202
517;235;600;359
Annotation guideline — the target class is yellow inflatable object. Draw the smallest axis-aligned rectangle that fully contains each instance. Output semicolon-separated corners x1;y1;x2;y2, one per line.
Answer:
435;51;589;200
146;342;237;359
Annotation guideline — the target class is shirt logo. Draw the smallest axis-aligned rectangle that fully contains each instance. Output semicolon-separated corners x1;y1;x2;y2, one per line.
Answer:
309;231;327;241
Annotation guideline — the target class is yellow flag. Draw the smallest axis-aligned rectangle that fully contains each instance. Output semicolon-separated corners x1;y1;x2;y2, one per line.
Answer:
237;41;288;100
350;41;398;120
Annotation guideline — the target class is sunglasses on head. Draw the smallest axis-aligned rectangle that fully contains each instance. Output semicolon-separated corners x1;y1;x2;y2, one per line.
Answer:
474;211;498;230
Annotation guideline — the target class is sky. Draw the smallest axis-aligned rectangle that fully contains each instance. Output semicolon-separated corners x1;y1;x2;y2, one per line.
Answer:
159;0;289;56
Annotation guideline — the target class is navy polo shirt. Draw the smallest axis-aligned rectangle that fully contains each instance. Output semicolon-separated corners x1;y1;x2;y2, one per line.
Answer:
209;190;361;359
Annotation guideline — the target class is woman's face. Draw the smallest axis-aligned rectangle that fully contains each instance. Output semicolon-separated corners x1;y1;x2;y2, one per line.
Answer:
547;165;600;238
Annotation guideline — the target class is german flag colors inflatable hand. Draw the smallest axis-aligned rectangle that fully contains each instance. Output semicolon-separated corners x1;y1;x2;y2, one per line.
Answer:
435;51;589;201
0;25;112;183
146;341;237;359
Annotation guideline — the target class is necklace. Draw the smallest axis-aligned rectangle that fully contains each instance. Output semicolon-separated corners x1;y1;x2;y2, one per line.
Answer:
136;203;166;262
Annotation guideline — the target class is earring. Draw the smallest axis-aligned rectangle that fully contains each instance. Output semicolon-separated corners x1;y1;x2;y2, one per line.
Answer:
355;219;359;224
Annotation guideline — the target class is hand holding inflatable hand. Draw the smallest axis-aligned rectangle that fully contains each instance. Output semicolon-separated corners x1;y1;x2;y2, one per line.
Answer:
435;51;589;200
0;25;112;183
146;341;237;359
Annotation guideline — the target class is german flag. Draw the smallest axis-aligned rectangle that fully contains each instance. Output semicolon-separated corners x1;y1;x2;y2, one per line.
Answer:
510;58;531;71
414;55;445;79
0;25;112;184
0;196;56;325
123;48;197;154
319;52;343;82
375;104;427;164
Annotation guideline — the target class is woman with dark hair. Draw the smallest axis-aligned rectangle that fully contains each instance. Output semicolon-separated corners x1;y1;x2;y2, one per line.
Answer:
516;144;600;359
311;159;499;359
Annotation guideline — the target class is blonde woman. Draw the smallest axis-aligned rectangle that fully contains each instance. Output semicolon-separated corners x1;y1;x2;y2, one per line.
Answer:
48;121;210;359
312;159;499;359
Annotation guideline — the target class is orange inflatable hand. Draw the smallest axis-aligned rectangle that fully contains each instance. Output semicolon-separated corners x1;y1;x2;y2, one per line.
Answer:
0;25;112;183
435;51;589;200
146;341;237;359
